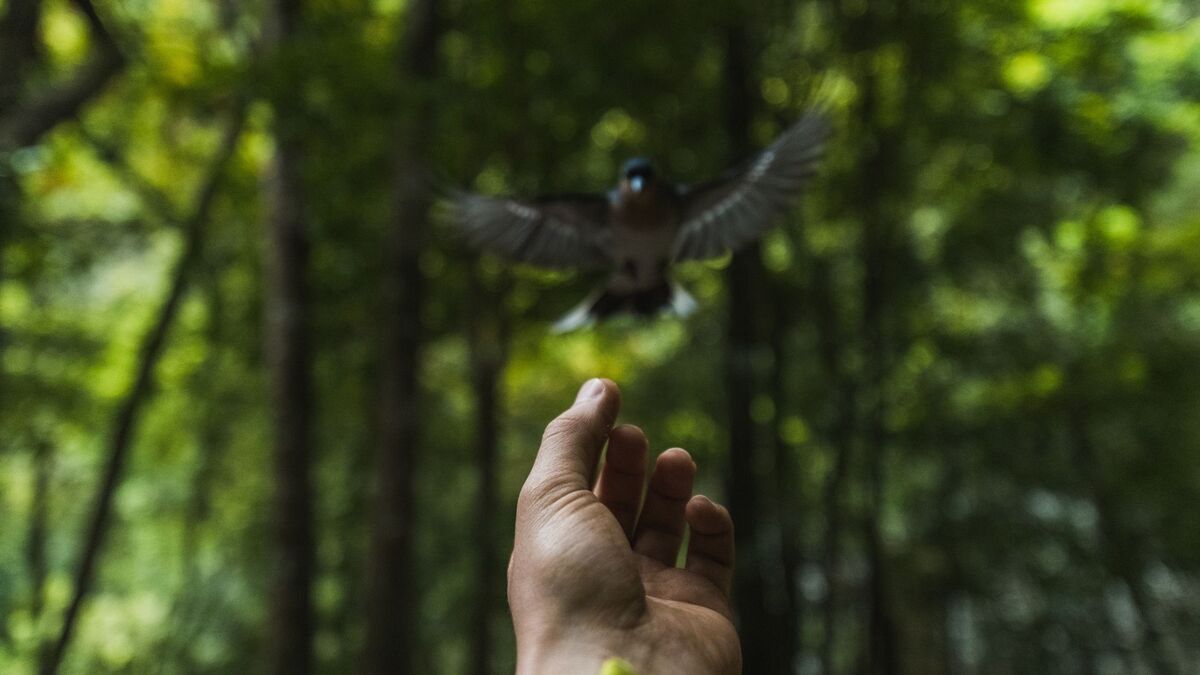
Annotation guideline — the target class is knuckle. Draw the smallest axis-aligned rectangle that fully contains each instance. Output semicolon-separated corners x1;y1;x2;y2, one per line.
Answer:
516;476;546;515
540;412;587;444
541;410;605;449
516;472;569;514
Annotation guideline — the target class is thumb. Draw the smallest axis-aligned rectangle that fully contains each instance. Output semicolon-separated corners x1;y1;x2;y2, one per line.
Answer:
523;378;620;505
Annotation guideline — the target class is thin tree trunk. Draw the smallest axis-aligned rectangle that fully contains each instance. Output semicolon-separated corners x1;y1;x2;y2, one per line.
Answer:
468;264;508;675
859;67;901;675
263;1;313;672
363;0;439;672
813;254;856;675
769;273;801;668
862;214;896;675
722;18;794;675
29;439;50;616
363;160;424;675
851;0;900;669
264;121;314;673
0;0;44;114
29;438;51;670
42;109;244;675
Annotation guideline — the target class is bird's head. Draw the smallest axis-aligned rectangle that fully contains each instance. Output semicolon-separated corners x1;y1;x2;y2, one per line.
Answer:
620;157;656;196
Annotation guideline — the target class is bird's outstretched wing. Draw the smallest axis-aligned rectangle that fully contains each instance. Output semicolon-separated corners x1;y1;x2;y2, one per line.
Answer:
672;113;830;262
445;191;614;269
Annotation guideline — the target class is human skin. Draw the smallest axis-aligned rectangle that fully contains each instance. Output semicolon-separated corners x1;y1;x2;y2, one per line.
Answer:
508;378;741;674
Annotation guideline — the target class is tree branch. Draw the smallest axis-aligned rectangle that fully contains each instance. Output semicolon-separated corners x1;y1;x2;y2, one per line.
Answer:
0;0;125;148
43;105;246;675
77;126;182;224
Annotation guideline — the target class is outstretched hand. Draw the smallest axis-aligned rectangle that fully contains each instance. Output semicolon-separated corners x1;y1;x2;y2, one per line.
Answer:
508;379;740;674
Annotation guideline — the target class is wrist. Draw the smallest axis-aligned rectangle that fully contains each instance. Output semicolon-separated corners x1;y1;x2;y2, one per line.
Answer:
515;624;644;675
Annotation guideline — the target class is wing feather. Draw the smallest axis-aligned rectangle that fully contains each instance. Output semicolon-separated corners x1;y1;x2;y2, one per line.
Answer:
673;113;830;262
446;191;613;269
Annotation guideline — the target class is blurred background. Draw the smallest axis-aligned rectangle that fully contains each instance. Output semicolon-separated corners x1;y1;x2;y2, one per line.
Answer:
2;0;1199;673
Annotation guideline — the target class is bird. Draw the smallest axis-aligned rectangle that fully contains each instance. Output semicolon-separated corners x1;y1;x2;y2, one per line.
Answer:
445;112;830;332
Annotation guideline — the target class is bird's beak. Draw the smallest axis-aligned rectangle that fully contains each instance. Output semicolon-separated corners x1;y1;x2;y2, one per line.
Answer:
630;176;645;193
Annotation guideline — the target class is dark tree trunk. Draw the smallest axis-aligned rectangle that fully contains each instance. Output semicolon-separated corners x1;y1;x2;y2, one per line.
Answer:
859;57;901;675
28;439;49;616
363;159;424;675
812;252;856;675
769;273;801;667
0;0;44;114
264;2;314;672
43;110;244;675
264;124;315;675
721;19;794;675
468;264;508;675
861;159;898;675
722;21;764;668
838;0;901;671
29;438;50;670
363;0;439;672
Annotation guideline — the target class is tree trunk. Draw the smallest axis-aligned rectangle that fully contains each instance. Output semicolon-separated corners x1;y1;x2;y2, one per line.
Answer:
43;109;244;675
721;19;794;675
0;0;44;115
861;172;898;675
770;272;800;667
845;0;900;670
859;60;901;675
363;0;439;672
812;252;856;675
28;438;51;670
264;122;315;675
263;0;314;671
468;264;508;675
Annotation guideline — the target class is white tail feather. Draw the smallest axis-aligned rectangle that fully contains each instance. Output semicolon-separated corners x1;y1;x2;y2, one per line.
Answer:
669;283;698;317
550;282;698;333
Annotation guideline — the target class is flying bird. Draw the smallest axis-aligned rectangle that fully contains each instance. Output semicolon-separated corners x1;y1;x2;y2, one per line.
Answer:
446;112;830;332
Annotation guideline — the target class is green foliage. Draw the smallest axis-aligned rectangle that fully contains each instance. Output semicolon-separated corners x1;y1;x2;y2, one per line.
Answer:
2;0;1199;672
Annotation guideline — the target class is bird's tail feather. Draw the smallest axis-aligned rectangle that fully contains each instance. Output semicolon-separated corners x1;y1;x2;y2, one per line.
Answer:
552;281;697;333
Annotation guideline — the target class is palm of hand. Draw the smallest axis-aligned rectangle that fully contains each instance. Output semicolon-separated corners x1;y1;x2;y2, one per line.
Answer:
511;400;740;675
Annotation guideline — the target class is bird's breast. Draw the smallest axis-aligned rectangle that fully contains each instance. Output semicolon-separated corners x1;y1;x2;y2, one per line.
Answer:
609;200;679;292
612;192;678;233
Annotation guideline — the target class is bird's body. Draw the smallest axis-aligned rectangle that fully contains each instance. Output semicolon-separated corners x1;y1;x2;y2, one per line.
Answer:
447;113;830;331
610;181;680;289
551;184;692;331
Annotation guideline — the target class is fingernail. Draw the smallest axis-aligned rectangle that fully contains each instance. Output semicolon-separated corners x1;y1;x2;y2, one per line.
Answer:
575;378;605;403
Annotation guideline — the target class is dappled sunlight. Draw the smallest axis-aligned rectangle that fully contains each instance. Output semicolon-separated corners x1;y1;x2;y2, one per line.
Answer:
1;0;1200;672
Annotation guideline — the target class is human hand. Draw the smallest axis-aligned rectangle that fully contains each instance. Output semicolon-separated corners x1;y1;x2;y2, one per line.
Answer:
508;378;740;674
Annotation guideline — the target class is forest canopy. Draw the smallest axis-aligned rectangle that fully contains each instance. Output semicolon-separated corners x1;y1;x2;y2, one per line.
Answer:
1;0;1199;673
